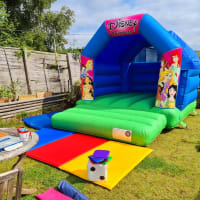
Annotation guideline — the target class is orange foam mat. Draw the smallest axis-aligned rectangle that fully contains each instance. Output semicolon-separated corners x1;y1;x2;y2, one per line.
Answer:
59;141;153;190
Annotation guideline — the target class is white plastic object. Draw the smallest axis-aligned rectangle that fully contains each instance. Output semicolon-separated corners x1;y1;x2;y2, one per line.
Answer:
19;131;31;141
87;160;107;181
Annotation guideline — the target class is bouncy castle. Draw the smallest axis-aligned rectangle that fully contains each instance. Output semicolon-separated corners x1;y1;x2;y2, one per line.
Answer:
52;14;200;146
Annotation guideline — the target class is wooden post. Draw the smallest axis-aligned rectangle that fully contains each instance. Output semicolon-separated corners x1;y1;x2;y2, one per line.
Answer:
43;58;49;92
22;48;32;94
57;65;63;93
66;53;73;93
15;168;23;200
3;48;13;85
53;43;63;93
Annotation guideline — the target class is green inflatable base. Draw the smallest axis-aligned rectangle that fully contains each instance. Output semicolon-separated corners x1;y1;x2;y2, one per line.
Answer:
52;93;197;146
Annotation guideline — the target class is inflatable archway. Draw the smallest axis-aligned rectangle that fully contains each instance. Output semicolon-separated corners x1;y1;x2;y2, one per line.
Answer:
80;14;183;109
52;14;200;146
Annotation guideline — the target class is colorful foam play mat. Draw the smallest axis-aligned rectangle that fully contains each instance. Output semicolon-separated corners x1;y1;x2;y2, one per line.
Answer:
59;141;152;190
25;114;152;190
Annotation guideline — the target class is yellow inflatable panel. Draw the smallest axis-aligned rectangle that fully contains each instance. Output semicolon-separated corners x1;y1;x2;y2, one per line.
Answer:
59;141;152;190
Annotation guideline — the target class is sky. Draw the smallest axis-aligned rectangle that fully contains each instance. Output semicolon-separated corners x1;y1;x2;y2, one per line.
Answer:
51;0;200;50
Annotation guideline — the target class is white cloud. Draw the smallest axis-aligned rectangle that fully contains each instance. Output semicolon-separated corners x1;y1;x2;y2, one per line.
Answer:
52;0;200;49
65;34;92;49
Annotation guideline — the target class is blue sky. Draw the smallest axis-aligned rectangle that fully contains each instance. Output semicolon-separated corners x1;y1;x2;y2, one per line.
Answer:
51;0;200;49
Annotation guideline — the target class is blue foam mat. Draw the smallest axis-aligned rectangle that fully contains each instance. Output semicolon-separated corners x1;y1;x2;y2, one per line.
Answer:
23;111;60;129
30;128;74;151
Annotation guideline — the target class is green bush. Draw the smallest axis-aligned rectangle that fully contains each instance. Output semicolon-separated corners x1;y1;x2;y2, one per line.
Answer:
16;111;28;120
0;85;13;98
0;80;20;100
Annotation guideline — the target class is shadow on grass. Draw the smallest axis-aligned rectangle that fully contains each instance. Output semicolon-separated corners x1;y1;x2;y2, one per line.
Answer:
181;139;199;144
160;125;190;134
181;139;200;152
194;189;200;200
195;145;200;152
66;174;87;191
136;156;185;177
161;129;172;134
67;174;86;184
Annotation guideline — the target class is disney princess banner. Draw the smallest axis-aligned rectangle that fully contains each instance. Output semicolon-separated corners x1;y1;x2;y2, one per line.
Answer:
155;48;182;108
105;14;144;37
80;55;94;100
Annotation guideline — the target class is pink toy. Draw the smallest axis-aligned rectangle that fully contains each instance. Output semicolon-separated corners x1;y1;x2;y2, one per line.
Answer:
35;187;73;200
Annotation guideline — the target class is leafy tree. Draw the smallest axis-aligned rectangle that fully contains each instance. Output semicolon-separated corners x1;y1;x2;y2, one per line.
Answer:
0;1;20;47
40;6;75;52
0;0;75;52
4;0;56;31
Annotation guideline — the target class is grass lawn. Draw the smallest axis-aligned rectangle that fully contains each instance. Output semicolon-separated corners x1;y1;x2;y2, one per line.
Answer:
0;108;200;200
196;50;200;57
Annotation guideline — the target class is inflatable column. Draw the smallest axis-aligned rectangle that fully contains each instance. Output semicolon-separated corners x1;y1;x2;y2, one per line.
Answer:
155;48;182;108
80;55;94;100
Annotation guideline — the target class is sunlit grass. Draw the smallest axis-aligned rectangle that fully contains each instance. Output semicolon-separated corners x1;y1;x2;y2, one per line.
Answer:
136;156;185;177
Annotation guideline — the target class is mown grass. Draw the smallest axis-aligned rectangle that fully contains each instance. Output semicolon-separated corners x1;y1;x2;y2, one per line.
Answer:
0;108;200;200
136;156;185;177
195;50;200;56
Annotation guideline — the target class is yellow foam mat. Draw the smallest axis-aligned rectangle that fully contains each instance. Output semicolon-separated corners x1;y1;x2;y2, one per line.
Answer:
59;141;153;190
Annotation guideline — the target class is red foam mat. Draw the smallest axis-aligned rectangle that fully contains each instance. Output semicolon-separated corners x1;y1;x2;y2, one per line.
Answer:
27;133;107;167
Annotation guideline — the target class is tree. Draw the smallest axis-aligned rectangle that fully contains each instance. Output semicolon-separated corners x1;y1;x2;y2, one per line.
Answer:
4;0;56;31
0;1;20;47
41;6;75;52
0;0;75;52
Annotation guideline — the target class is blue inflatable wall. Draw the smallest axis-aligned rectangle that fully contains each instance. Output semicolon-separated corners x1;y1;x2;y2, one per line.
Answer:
81;14;200;110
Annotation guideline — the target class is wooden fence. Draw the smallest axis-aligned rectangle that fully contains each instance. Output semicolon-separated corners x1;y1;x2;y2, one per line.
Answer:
0;47;80;96
0;93;67;119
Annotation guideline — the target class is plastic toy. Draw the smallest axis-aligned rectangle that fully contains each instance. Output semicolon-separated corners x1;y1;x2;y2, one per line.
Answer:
87;150;112;181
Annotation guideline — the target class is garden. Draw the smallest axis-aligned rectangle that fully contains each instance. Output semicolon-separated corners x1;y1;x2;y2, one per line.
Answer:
0;1;200;200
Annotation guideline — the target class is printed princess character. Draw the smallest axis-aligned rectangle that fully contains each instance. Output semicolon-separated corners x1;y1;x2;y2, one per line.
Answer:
82;76;93;100
156;69;176;108
167;85;177;108
169;51;181;84
86;60;93;71
160;57;169;72
155;85;163;107
81;66;87;79
86;60;94;80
